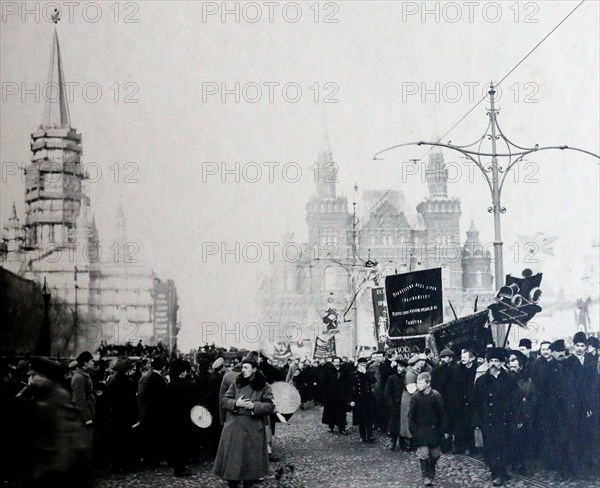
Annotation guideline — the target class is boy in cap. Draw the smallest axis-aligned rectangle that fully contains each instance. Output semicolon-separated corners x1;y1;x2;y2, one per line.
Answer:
408;372;448;486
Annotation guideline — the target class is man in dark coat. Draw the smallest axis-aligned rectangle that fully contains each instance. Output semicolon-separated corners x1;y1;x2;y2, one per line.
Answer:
506;350;537;472
203;357;226;455
384;360;408;450
349;357;377;442
105;357;138;472
449;349;477;454
136;357;168;466
535;340;569;473
20;358;92;488
431;348;455;452
408;372;448;486
167;359;200;477
321;357;351;434
473;348;518;487
562;332;598;477
376;352;395;432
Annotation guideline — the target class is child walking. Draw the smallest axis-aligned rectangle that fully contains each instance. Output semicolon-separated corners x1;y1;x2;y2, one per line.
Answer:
408;372;449;486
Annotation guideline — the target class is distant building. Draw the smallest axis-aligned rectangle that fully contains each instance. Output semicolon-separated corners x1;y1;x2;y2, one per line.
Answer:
0;26;178;354
259;134;494;357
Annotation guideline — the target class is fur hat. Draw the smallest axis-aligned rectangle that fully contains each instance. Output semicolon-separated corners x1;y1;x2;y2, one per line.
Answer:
241;352;259;369
396;359;409;368
357;357;368;364
76;351;93;366
113;356;132;373
573;331;587;345
485;347;506;362
170;358;191;377
508;350;527;367
518;339;532;349
549;339;566;352
587;336;600;349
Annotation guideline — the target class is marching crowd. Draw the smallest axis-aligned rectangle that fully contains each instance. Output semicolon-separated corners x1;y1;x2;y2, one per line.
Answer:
0;331;599;487
311;332;600;486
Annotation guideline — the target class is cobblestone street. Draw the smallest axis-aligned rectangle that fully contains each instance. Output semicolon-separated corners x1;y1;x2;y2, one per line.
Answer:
96;406;600;488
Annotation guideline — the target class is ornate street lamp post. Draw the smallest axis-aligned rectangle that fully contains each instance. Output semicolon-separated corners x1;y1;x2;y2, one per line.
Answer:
374;83;599;344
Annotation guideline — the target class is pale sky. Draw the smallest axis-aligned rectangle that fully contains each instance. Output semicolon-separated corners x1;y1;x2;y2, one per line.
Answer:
1;1;599;350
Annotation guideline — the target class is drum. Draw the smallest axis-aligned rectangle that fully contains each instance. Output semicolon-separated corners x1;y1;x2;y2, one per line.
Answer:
270;381;302;415
190;405;213;428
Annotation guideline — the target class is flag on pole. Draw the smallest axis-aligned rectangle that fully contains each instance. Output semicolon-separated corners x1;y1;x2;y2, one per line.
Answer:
313;336;336;359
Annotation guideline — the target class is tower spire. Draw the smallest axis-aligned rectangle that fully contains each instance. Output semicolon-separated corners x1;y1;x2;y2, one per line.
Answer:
43;12;70;129
316;129;337;198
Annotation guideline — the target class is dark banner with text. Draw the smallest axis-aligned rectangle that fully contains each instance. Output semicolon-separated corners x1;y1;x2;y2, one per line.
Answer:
388;335;429;361
385;268;443;338
430;310;492;356
371;287;389;351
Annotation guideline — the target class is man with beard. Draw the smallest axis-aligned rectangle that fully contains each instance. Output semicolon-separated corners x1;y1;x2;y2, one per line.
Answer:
431;348;455;453
473;348;518;486
321;357;351;434
450;350;477;454
517;339;537;377
384;360;408;451
563;332;597;477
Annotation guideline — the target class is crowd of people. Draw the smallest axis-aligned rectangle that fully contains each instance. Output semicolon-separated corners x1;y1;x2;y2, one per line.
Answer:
309;332;600;486
1;332;599;487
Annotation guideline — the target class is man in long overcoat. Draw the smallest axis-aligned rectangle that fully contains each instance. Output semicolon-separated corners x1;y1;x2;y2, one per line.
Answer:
321;357;352;434
473;348;518;487
105;357;137;472
449;350;477;454
136;357;168;466
431;348;455;452
213;357;274;487
350;357;377;442
562;332;598;477
167;359;200;477
384;360;408;450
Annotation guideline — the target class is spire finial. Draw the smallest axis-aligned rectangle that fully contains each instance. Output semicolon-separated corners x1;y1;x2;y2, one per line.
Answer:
42;22;70;128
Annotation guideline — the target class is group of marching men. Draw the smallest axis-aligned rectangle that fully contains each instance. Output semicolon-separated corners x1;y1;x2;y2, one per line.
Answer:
317;331;600;486
2;332;599;487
